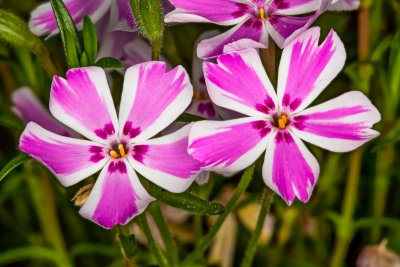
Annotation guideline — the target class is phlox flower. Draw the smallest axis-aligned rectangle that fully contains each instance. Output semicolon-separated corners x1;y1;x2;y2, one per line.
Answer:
29;0;135;36
12;87;76;137
29;0;171;68
165;0;331;58
19;63;203;228
188;27;381;204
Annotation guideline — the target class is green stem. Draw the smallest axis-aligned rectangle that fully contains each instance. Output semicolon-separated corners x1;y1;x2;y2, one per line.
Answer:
240;188;274;267
329;150;362;267
260;42;276;84
372;143;394;241
149;204;179;266
115;225;137;267
136;214;170;267
151;39;162;61
26;165;72;267
182;165;255;265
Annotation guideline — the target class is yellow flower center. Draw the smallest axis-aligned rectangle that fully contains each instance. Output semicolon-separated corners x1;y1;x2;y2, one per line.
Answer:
109;144;126;159
278;114;288;129
194;90;205;100
259;8;269;20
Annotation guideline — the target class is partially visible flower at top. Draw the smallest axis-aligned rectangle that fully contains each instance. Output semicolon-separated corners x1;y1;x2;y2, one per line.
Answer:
329;0;360;11
188;27;381;205
12;87;76;137
165;0;331;58
29;0;135;37
29;0;172;69
19;63;203;228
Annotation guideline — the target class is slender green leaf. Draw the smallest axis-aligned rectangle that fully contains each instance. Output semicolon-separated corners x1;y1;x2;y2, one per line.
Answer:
176;113;205;122
80;51;90;67
0;246;65;266
50;0;82;68
0;153;31;183
95;57;124;69
70;244;118;259
0;10;56;76
139;176;225;215
83;16;98;65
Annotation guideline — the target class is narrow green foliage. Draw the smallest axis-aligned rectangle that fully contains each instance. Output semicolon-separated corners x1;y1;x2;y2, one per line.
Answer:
130;0;164;60
136;215;170;267
387;30;400;116
0;10;56;76
80;51;90;67
0;10;43;55
83;16;98;65
240;189;274;267
139;176;225;215
0;153;31;184
0;246;66;266
50;0;82;68
182;165;255;264
95;57;124;69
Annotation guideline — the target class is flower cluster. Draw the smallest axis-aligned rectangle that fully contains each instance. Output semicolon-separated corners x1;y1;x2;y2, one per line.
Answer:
17;0;377;229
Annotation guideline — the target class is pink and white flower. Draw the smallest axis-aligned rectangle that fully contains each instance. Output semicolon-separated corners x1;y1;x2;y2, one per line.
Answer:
29;0;135;36
19;63;203;228
12;87;76;137
188;27;381;204
165;0;330;58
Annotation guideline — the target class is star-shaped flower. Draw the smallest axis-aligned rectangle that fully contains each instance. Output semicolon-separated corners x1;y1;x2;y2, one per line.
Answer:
188;27;380;204
19;63;203;228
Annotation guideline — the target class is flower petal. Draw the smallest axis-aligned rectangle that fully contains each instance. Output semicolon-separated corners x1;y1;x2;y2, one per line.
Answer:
109;0;136;31
123;36;153;67
222;39;267;54
188;118;272;172
269;0;319;15
128;124;202;193
277;27;346;113
119;62;193;142
19;122;108;187
263;130;319;205
29;0;112;36
50;67;119;144
79;160;154;229
192;31;219;94
266;14;314;48
329;0;360;11
187;100;218;119
204;49;278;117
165;0;252;25
195;171;211;185
12;87;75;137
197;18;268;59
97;31;136;61
291;91;381;152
